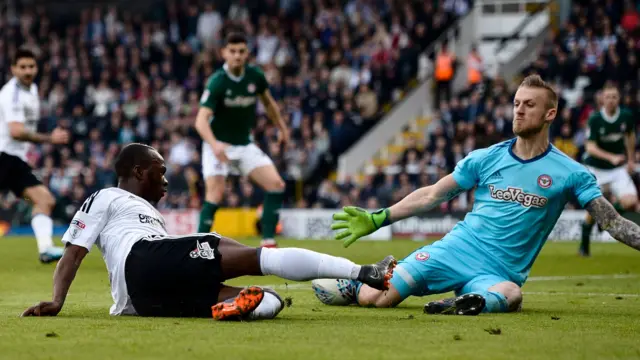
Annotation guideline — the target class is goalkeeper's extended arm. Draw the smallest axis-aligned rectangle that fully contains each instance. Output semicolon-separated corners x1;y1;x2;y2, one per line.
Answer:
587;196;640;251
331;174;467;247
385;174;466;224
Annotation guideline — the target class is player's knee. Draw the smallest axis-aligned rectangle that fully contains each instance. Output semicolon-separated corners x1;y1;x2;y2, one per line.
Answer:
206;188;224;204
205;179;225;203
266;178;285;193
508;289;523;312
490;282;522;312
35;190;56;213
488;281;522;312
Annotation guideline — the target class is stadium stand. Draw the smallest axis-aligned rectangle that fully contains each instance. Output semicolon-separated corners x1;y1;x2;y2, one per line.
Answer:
0;0;469;226
334;0;640;212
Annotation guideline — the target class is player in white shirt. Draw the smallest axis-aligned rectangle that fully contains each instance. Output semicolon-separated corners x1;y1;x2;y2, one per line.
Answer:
22;143;396;320
0;48;70;263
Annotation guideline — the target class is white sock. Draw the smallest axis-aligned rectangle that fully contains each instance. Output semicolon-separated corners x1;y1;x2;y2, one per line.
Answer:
249;290;284;320
31;214;54;253
259;247;361;281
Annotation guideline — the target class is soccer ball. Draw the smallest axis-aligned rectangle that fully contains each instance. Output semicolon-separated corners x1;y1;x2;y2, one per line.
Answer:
311;278;357;306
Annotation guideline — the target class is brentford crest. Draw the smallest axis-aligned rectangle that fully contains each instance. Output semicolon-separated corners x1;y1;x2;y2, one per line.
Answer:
537;174;552;189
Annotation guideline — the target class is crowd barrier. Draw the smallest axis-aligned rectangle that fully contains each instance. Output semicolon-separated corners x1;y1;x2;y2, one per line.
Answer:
4;208;637;243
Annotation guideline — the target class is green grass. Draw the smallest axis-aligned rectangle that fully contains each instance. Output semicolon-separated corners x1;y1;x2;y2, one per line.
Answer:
1;237;640;360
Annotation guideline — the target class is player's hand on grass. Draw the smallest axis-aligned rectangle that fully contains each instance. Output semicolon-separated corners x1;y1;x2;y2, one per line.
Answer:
331;206;382;248
21;301;62;317
51;128;70;145
212;141;229;163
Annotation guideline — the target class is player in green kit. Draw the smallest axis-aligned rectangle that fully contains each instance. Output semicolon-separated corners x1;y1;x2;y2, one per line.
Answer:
580;85;638;256
195;32;289;248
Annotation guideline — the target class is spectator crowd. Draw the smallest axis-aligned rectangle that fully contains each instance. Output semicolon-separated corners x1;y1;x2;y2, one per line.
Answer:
315;0;640;213
0;0;469;226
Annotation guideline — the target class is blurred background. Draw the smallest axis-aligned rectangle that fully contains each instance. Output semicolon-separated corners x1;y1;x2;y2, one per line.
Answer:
0;0;639;239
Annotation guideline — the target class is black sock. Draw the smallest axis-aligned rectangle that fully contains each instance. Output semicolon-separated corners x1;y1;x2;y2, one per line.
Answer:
580;221;594;254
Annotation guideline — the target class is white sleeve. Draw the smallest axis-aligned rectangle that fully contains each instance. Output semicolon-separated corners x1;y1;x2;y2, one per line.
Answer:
0;90;26;124
61;191;110;251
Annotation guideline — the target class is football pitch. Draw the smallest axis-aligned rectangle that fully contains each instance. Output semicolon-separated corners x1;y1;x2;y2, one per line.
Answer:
1;237;640;360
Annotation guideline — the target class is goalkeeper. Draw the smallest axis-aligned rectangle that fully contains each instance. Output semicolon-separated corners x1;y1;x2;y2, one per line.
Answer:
316;76;640;315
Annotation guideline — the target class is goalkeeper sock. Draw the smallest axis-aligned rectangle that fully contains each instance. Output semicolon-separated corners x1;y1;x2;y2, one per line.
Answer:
31;213;54;253
258;247;361;281
471;291;508;313
261;191;284;239
198;201;219;233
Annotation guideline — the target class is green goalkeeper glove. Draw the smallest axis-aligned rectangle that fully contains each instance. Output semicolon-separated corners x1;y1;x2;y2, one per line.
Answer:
331;206;391;248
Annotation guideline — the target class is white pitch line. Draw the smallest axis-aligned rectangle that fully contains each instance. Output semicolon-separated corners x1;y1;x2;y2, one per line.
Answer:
527;274;638;281
523;291;640;297
263;284;308;290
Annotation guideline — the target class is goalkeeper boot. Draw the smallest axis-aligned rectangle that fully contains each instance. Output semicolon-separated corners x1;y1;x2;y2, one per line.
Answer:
356;255;397;291
424;293;486;316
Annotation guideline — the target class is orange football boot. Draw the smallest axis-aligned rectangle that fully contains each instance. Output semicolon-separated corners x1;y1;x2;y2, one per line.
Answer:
211;286;265;321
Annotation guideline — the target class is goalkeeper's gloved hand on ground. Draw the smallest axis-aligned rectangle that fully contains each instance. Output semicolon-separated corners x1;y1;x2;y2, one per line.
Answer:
331;206;391;248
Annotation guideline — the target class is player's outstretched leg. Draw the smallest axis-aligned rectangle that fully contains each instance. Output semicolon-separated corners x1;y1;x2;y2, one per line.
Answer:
126;233;394;320
23;185;63;263
425;277;522;315
312;255;423;308
248;165;285;248
217;235;396;291
313;243;490;309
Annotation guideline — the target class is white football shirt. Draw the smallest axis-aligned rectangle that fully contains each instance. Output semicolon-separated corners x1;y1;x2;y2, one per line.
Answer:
62;187;169;316
0;77;40;161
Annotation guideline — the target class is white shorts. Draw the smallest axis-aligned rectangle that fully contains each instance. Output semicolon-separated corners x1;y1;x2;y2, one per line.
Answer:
586;166;638;198
201;142;273;178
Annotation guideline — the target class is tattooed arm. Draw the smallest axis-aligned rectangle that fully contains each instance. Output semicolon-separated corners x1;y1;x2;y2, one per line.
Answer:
388;174;467;223
586;196;640;251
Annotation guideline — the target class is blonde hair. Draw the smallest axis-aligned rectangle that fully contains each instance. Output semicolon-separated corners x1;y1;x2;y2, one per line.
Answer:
519;74;558;110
